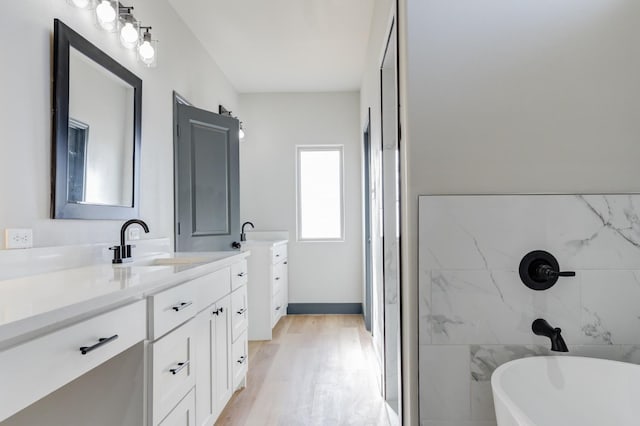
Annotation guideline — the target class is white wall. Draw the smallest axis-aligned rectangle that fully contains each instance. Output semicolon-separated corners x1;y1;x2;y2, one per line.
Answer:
401;0;640;423
1;0;238;248
239;92;362;304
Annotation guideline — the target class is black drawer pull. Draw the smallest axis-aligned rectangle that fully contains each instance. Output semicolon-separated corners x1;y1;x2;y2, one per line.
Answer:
284;261;288;265
80;334;119;355
275;254;280;257
236;307;247;315
171;301;193;312
275;306;281;311
237;355;247;364
213;307;224;316
170;360;190;375
237;272;246;277
275;277;280;281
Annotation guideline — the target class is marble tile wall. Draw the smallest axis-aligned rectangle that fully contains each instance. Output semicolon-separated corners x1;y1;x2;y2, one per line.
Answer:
418;195;640;425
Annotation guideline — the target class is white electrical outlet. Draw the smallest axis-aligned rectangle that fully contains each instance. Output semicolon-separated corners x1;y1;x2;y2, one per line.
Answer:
128;227;141;241
5;228;33;249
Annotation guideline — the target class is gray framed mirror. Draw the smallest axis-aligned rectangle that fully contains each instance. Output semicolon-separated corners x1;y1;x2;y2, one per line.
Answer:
52;19;142;219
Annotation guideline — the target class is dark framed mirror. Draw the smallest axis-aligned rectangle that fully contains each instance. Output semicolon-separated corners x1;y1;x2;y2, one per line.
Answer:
52;19;142;219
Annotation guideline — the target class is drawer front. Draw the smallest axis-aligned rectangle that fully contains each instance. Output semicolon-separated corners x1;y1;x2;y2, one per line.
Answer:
194;268;231;312
272;262;284;296
231;285;248;341
231;259;248;291
158;388;196;426
0;300;146;423
150;320;196;426
231;331;248;389
272;244;287;264
150;280;198;340
271;291;285;327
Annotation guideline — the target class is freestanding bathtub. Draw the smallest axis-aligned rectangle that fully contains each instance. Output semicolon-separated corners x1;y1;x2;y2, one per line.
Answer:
491;356;640;426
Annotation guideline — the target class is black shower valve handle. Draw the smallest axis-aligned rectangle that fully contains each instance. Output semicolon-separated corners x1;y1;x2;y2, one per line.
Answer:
536;264;575;279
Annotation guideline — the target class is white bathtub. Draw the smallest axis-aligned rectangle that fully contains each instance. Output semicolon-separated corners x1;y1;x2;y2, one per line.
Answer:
491;356;640;426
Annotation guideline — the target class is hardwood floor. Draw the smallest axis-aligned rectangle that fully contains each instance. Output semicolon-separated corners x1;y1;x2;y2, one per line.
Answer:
216;315;390;426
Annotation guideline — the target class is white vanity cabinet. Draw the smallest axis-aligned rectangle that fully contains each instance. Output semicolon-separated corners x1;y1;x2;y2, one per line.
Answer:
0;299;146;422
245;240;288;340
149;259;249;426
0;251;249;426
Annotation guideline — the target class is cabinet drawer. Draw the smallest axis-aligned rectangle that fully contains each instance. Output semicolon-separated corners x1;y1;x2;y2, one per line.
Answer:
150;319;195;426
231;285;248;341
149;280;198;340
158;388;196;426
0;300;146;422
194;268;230;312
272;245;287;264
272;262;284;296
271;291;285;327
232;331;248;389
231;260;248;291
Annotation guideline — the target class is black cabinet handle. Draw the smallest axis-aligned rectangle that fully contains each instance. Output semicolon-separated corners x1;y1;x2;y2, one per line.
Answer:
236;308;247;315
170;360;190;375
237;272;245;277
212;307;224;316
237;355;247;364
275;277;280;281
284;261;288;265
275;254;280;258
171;301;193;312
275;306;281;311
80;335;119;355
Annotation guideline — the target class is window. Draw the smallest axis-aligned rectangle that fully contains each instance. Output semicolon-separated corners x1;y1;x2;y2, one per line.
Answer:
296;146;344;241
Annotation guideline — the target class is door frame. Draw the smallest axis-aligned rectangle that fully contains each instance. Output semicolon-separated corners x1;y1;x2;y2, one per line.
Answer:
172;91;193;250
363;108;373;332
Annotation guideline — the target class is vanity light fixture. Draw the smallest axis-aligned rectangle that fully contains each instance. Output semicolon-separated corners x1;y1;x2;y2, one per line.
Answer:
138;27;158;67
219;105;246;140
95;0;118;31
118;5;139;49
239;122;246;140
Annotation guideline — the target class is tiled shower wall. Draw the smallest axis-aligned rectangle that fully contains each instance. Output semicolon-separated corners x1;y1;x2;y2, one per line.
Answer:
418;195;640;426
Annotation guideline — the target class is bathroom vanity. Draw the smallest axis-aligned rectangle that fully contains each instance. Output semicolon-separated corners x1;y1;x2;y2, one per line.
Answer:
0;244;249;426
242;237;289;341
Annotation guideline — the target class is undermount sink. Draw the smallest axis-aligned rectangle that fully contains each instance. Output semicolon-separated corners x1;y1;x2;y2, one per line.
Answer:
491;356;640;426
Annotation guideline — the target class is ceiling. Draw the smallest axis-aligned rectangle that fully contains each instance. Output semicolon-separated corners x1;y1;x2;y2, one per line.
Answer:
168;0;376;93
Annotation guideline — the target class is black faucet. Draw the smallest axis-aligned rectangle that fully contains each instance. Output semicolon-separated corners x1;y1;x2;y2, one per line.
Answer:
110;219;150;264
532;318;568;352
241;221;254;242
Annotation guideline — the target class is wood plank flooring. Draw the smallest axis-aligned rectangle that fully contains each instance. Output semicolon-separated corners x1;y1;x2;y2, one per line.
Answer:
216;315;390;426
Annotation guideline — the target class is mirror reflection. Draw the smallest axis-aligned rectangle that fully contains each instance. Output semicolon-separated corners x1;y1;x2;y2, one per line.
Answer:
67;47;135;207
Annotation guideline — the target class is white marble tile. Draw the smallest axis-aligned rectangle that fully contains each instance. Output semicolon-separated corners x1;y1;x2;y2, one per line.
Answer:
581;270;640;344
419;195;640;271
431;270;582;344
471;381;496;422
419;345;470;422
470;345;550;382
419;268;432;345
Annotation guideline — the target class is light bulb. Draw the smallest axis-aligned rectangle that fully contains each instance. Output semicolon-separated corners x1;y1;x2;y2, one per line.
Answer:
96;1;116;29
138;40;155;64
72;0;90;8
120;22;139;48
239;127;245;140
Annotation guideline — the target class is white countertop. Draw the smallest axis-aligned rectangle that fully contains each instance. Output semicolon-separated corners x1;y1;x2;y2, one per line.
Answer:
0;251;249;350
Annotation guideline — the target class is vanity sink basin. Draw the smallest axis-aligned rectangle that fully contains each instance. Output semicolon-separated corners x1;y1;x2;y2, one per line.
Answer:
491;356;640;426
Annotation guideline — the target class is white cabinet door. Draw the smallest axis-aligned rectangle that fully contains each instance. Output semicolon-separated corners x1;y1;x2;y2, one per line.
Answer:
212;295;233;419
194;311;213;426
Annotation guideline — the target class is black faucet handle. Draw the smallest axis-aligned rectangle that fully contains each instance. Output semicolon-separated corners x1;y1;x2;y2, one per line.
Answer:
557;271;576;277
